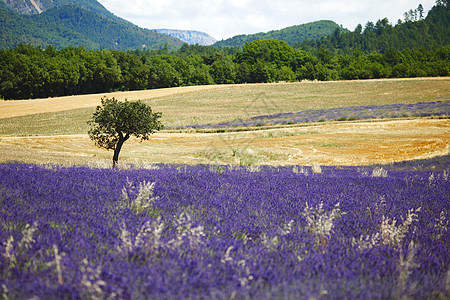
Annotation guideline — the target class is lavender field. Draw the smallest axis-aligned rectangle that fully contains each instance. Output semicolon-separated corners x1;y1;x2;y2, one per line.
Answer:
0;159;449;299
182;101;449;129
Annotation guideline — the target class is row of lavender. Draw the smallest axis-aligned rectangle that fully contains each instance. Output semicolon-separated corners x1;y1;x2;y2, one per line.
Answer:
181;101;449;129
0;162;449;299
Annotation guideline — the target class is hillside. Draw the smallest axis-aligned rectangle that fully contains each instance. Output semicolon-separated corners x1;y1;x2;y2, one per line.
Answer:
299;3;450;54
0;1;184;50
154;29;217;46
214;20;344;48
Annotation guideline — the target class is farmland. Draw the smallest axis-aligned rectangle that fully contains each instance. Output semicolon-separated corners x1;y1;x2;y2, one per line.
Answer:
0;78;449;166
0;78;449;299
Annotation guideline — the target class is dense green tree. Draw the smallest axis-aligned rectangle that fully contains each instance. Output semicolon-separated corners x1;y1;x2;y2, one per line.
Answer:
88;97;163;168
236;39;296;68
210;58;236;84
147;55;181;88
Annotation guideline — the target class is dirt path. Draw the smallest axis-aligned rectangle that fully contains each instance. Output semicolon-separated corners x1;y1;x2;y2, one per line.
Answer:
1;118;448;166
0;85;226;119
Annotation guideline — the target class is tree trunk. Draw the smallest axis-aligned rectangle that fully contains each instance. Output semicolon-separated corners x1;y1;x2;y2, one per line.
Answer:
112;133;129;168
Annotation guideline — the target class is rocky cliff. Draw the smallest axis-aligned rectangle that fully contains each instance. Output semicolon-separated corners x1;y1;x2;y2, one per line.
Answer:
154;29;217;46
1;0;48;14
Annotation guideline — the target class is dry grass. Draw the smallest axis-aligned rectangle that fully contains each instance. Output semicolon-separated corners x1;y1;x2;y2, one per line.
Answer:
144;78;450;127
0;85;223;119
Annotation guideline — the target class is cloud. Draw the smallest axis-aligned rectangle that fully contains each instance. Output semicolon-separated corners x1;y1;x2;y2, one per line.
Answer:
97;0;437;40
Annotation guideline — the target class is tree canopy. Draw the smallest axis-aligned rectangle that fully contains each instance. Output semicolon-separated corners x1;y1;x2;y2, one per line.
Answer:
88;97;163;167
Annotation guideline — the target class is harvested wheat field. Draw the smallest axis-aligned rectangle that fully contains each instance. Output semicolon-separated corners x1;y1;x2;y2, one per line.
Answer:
0;118;448;166
0;84;224;119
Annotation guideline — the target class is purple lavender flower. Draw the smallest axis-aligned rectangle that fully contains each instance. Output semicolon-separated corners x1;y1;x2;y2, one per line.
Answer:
0;160;448;299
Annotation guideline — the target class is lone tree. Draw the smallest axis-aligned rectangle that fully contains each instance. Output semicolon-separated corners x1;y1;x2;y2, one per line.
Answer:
88;97;163;168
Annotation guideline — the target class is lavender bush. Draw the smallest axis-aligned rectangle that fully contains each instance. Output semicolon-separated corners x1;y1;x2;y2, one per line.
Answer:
179;101;449;129
0;160;449;299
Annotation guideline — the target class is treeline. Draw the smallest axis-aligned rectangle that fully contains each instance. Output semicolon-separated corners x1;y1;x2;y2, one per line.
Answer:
0;40;449;100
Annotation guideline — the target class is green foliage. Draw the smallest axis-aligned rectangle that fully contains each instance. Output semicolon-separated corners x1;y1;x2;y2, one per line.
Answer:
210;58;236;84
88;97;163;167
235;40;302;83
237;40;296;67
88;97;163;149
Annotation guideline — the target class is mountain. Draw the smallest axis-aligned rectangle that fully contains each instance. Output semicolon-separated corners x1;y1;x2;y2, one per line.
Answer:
1;0;127;23
214;20;345;48
154;29;217;46
0;0;184;50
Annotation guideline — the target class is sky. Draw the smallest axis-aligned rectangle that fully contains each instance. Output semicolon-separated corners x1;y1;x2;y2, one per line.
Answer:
96;0;437;40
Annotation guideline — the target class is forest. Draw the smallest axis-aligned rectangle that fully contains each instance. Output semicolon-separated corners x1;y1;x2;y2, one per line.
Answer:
0;2;448;100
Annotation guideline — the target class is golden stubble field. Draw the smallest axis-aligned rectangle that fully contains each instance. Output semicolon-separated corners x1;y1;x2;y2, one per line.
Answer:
0;78;449;167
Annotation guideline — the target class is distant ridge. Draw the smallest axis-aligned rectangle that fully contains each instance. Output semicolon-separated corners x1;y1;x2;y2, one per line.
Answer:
214;20;346;48
154;29;217;46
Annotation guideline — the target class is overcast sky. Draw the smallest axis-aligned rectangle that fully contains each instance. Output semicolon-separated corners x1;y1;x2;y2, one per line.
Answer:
96;0;437;40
